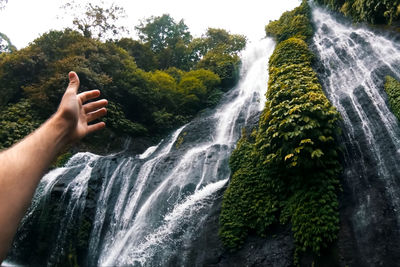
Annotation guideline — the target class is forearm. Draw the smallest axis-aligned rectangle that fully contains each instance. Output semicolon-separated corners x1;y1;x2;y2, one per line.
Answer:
0;71;106;263
0;112;70;261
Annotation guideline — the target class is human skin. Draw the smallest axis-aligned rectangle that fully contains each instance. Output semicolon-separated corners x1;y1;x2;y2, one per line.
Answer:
0;71;108;262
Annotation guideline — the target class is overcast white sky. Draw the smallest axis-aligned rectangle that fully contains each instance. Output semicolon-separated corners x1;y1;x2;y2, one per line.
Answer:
0;0;301;49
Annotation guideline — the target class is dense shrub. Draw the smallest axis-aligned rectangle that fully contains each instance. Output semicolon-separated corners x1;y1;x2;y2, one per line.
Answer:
220;0;342;263
0;99;42;149
384;76;400;120
197;51;240;90
265;2;313;43
315;0;400;25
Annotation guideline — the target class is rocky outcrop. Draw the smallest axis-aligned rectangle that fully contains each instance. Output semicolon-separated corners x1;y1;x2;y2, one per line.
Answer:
182;188;294;267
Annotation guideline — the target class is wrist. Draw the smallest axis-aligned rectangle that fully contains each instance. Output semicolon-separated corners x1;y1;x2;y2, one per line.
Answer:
47;112;74;150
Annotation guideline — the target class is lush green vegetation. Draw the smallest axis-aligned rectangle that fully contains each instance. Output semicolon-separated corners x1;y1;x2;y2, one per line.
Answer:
265;2;313;43
0;99;41;149
220;1;342;263
0;11;246;153
384;76;400;120
315;0;400;25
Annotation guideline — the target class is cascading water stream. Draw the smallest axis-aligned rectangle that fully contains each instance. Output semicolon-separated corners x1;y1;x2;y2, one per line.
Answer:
7;38;275;266
312;5;400;265
99;39;273;266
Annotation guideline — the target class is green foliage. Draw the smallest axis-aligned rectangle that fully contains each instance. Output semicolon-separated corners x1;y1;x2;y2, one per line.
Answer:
220;130;283;248
136;14;191;53
193;28;245;89
175;131;187;149
116;38;158;71
265;0;313;43
0;15;246;153
104;101;148;135
0;44;47;106
135;14;193;70
176;69;221;114
384;76;400;120
315;0;400;25
53;152;73;168
0;99;42;149
220;1;342;264
197;51;240;90
194;28;247;57
268;37;313;68
182;69;221;94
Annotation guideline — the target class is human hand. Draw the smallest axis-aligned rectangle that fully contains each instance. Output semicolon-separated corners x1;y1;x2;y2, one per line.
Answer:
56;71;108;144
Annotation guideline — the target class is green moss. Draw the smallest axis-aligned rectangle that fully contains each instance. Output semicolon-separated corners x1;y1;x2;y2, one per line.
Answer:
315;0;400;25
220;1;342;264
175;131;187;149
53;152;73;168
265;0;313;43
384;76;400;120
268;38;313;68
219;130;282;250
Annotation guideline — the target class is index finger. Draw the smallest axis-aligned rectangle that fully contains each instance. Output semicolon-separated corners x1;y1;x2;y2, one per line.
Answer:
78;90;101;103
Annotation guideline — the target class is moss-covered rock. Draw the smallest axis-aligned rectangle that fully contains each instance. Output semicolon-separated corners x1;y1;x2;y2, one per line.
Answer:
265;1;313;43
315;0;400;25
384;75;400;120
220;0;342;264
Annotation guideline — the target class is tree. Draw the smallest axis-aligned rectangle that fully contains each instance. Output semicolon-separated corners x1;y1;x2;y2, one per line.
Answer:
202;28;246;55
116;38;158;71
136;14;191;52
197;51;240;89
61;0;128;40
135;14;193;70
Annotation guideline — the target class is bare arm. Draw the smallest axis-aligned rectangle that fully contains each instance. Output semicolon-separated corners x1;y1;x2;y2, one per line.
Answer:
0;72;107;262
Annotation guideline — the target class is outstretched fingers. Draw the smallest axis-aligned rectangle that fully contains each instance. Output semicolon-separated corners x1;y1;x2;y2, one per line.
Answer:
78;90;101;103
83;99;108;113
86;108;107;123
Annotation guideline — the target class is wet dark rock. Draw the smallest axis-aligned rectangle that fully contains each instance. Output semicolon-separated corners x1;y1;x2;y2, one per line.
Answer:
312;11;400;266
321;23;330;34
170;189;294;267
321;37;333;48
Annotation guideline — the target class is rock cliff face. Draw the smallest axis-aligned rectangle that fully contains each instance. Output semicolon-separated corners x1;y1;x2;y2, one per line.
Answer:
177;112;295;267
187;6;400;267
312;6;400;266
179;189;295;267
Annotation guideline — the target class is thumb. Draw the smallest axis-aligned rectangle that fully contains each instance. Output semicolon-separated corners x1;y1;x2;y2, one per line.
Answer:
67;71;80;93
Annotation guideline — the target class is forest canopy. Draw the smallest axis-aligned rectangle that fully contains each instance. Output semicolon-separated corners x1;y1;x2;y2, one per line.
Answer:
0;8;246;153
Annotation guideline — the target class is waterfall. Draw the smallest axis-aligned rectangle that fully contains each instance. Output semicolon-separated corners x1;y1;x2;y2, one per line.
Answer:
8;38;275;266
312;6;400;265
